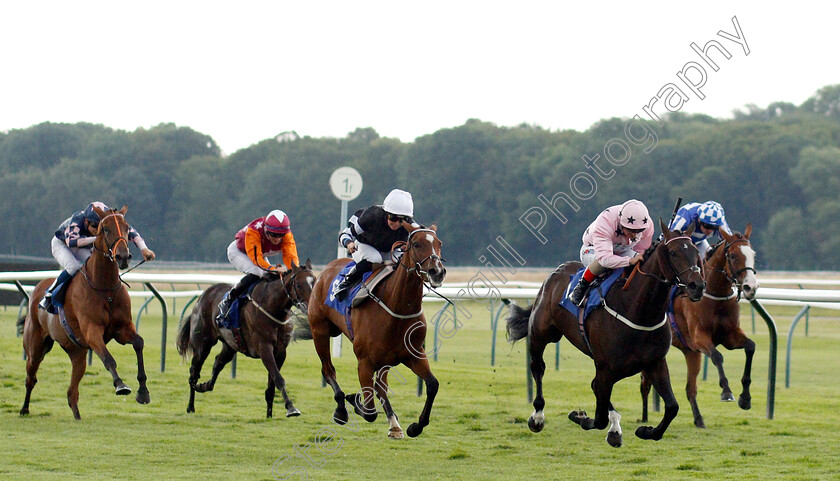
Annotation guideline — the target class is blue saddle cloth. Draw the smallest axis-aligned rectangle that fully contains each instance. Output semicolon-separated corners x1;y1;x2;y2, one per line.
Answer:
216;282;260;330
559;267;626;320
324;261;373;319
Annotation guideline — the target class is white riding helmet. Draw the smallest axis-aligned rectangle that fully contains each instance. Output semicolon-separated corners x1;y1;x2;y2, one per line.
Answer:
383;189;414;217
618;199;650;230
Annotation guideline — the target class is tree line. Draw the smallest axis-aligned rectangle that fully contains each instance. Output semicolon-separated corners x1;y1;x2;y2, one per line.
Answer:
2;85;840;271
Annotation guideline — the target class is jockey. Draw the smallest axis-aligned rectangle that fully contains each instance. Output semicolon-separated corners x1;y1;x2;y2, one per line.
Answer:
39;201;155;313
568;199;654;306
216;210;300;322
333;189;420;301
669;201;731;259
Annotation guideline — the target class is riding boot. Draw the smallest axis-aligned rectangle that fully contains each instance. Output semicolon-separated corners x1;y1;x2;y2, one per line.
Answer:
39;270;72;314
335;260;372;301
568;278;592;307
216;273;261;322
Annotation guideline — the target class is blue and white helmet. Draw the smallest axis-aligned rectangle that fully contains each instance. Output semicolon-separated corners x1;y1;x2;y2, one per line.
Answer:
697;201;725;227
83;201;110;225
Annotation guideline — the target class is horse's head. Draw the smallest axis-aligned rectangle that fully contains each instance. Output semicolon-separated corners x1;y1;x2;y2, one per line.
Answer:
402;224;446;287
659;218;705;301
717;224;759;300
285;258;317;313
93;204;131;270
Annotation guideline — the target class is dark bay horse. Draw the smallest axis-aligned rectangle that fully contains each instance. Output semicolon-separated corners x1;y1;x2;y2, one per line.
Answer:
641;225;758;428
506;220;705;447
176;260;316;418
21;205;150;419
306;224;446;439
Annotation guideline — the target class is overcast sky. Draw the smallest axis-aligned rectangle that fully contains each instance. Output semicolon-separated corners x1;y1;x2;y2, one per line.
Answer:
2;1;836;154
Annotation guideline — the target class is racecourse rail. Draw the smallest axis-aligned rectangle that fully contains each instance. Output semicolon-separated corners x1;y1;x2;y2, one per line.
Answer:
3;270;839;420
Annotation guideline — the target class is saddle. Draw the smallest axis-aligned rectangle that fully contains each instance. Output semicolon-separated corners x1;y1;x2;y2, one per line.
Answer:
324;263;397;341
216;283;261;353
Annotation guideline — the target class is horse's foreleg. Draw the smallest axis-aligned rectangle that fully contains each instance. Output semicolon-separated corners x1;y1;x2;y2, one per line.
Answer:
403;356;438;438
127;331;150;405
195;343;236;393
709;347;735;402
258;343;299;418
85;326;130;396
724;331;755;411
639;372;651;423
66;349;87;420
527;336;549;433
685;350;706;428
636;358;679;441
374;368;403;439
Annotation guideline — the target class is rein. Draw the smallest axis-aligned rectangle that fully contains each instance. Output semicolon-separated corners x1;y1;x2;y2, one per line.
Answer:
249;269;312;325
706;238;754;301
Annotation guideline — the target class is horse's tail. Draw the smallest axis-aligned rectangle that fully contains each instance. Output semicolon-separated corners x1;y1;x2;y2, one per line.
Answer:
291;313;313;341
505;301;532;343
175;312;194;358
16;313;26;336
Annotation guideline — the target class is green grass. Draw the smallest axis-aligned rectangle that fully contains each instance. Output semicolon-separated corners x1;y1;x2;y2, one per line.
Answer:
0;301;838;480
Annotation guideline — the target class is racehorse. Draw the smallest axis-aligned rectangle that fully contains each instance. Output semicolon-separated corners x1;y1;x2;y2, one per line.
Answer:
641;225;758;428
175;260;316;418
20;205;150;419
506;220;705;447
305;224;445;439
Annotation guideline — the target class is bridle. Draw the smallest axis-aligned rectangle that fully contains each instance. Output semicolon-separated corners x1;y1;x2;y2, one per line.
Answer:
398;229;445;283
248;268;313;325
92;212;130;263
707;238;755;299
636;235;702;290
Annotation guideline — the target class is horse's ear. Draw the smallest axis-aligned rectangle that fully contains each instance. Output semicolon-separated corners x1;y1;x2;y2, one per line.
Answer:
744;223;752;239
719;227;733;242
684;220;695;237
429;223;438;232
405;223;418;233
93;205;107;218
292;262;300;272
118;204;128;215
659;218;671;239
305;258;313;270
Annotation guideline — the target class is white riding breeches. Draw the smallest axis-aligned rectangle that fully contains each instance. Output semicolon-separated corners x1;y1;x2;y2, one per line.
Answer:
51;236;91;275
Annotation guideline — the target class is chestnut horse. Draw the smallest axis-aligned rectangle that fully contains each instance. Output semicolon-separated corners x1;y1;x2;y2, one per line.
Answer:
306;224;445;439
506;220;705;447
641;225;758;428
21;205;150;419
176;260;316;418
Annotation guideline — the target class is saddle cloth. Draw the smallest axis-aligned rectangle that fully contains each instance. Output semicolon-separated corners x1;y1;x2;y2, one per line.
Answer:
559;267;626;320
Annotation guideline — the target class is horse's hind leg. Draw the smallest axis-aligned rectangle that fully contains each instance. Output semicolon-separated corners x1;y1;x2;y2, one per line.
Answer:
195;343;236;392
20;326;53;416
639;372;651;423
636;358;679;441
311;324;348;424
685;350;706;428
66;349;87;420
527;335;550;433
186;334;216;412
403;356;438;438
259;343;300;418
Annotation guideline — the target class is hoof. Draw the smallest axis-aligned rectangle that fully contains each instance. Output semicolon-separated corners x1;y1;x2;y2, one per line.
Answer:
19;408;29;416
694;416;706;429
527;415;544;433
388;427;404;439
607;431;623;448
286;407;301;417
136;388;150;405
406;423;423;438
738;395;752;410
333;407;349;425
115;384;132;396
721;391;735;402
635;425;662;441
186;406;195;414
568;410;587;426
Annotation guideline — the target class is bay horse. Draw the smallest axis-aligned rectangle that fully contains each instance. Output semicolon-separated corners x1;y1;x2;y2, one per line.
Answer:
306;224;445;439
175;260;316;418
506;220;705;447
21;205;150;419
641;225;758;428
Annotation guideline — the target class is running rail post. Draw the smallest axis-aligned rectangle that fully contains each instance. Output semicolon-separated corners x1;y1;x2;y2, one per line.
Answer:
785;306;810;388
144;282;168;372
749;299;778;420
